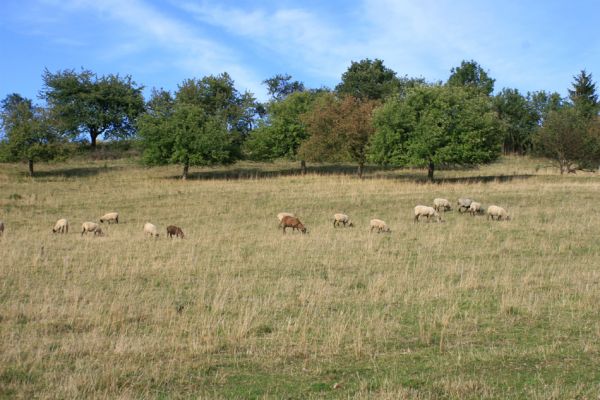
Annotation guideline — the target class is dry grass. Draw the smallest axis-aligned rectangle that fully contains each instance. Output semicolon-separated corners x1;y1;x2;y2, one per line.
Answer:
1;156;600;399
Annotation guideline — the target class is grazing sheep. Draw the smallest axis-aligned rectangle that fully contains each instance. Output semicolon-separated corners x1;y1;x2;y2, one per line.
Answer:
144;222;160;237
99;212;119;224
52;218;69;234
468;202;483;216
370;219;391;233
433;198;452;212
414;205;443;223
0;220;4;236
457;198;473;213
333;213;354;228
277;212;295;228
281;216;307;234
81;222;104;236
166;225;184;239
487;205;511;221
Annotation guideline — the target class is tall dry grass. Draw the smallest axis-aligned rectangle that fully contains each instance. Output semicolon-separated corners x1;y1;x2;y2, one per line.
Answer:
1;157;600;398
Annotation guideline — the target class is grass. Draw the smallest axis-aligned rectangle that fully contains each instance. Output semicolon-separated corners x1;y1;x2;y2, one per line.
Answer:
1;156;600;398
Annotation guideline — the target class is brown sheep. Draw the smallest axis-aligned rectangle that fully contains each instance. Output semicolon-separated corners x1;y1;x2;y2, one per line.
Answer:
166;225;184;239
280;215;307;234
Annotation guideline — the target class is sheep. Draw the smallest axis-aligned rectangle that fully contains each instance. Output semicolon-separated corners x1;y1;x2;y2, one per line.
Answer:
280;216;307;234
487;205;511;221
333;213;354;228
166;225;184;239
144;222;160;237
457;198;473;213
433;198;452;212
414;205;443;223
370;219;391;233
468;201;483;216
277;212;295;228
99;212;119;224
81;222;104;236
52;218;69;234
0;220;4;236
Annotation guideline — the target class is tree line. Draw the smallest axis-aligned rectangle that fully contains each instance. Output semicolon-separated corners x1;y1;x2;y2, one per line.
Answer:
1;59;599;179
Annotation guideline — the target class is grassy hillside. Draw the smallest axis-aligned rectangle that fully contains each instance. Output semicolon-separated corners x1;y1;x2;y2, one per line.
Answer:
1;157;599;399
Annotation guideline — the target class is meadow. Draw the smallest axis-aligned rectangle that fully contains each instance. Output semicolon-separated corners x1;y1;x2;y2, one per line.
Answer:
1;156;600;399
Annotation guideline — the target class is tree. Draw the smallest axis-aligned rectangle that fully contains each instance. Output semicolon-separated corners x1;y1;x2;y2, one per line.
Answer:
527;90;564;126
0;94;66;176
243;91;320;172
336;58;401;101
263;74;305;100
370;85;502;180
447;60;495;96
533;107;600;174
493;88;538;154
41;68;145;148
138;100;234;180
568;70;599;119
299;94;379;177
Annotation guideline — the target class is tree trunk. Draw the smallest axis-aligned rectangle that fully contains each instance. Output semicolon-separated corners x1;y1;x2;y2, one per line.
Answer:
427;161;435;181
357;162;364;178
90;128;99;149
182;163;189;180
28;159;34;177
300;160;306;175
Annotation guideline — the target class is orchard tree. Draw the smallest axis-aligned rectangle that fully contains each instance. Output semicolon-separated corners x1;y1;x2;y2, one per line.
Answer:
138;100;234;180
493;88;538;154
243;90;322;172
568;70;599;119
447;60;495;96
0;94;66;176
533;107;600;174
41;68;145;148
299;94;378;177
336;58;400;101
370;85;502;180
263;74;305;100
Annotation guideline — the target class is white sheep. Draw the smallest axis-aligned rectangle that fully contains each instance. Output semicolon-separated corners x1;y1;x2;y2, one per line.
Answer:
370;219;391;233
457;198;473;213
414;205;443;223
52;218;69;234
433;198;452;212
0;220;4;236
81;222;104;236
468;202;483;216
99;212;119;224
144;222;160;237
487;205;511;221
333;213;354;227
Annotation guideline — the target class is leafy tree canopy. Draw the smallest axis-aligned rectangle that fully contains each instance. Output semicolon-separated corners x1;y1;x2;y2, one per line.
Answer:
41;68;145;147
447;60;495;96
263;74;305;101
336;58;401;101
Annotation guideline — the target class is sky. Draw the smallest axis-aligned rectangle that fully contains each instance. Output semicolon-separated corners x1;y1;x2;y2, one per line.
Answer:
1;0;598;104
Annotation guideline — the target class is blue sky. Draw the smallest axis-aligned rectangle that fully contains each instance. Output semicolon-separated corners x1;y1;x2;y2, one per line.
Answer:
1;0;598;103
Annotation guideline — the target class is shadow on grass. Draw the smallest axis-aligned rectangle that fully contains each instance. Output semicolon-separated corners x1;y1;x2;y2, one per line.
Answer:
32;165;122;178
174;164;534;184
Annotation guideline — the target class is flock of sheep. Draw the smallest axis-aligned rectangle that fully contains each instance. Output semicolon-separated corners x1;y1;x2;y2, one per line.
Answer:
277;197;511;234
0;198;509;240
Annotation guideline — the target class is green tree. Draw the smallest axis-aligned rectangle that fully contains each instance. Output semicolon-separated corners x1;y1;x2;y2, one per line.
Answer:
533;107;600;174
336;58;400;101
41;68;145;148
370;85;502;180
263;74;305;100
0;94;66;176
493;88;538;154
527;90;564;126
243;91;320;171
299;94;378;177
138;100;233;180
447;60;495;96
568;70;599;119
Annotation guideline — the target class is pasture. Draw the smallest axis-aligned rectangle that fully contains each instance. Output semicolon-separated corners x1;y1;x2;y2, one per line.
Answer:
1;157;600;399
